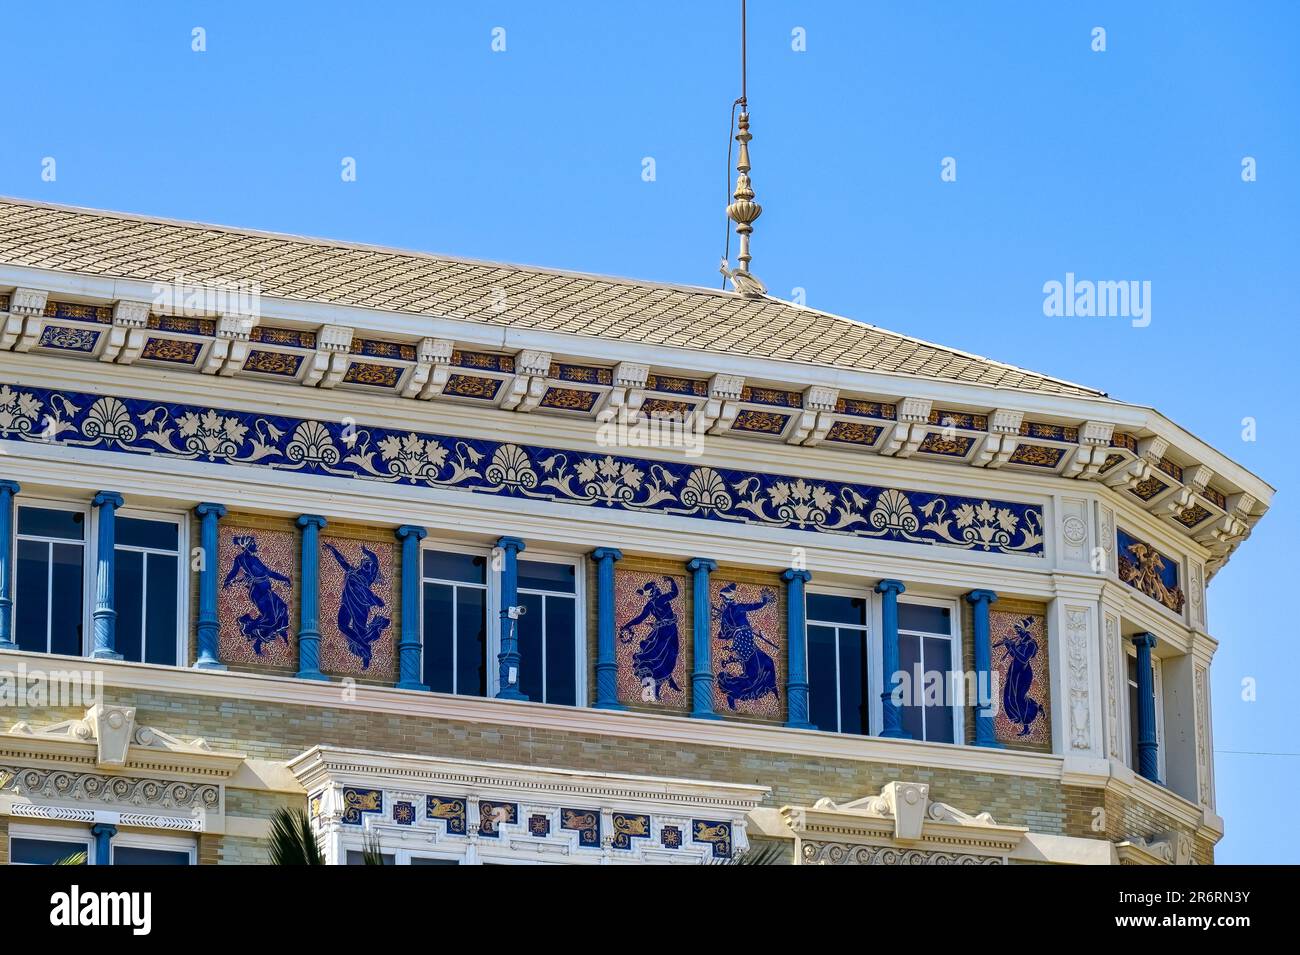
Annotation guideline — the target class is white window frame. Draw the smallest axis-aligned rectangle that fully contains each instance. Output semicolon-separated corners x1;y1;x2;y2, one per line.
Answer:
509;551;587;706
419;540;496;697
805;586;873;735
109;830;197;865
888;593;963;745
113;506;189;667
8;822;94;864
12;497;92;656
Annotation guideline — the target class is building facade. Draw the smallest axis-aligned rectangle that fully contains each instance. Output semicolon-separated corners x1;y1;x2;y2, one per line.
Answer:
0;198;1271;865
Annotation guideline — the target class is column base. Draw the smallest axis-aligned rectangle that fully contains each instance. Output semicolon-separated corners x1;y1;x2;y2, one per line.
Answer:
495;688;528;701
0;641;18;652
193;659;227;671
974;738;1004;749
879;728;912;740
90;648;123;661
396;680;429;691
295;670;330;682
593;701;628;711
690;711;721;720
784;720;816;730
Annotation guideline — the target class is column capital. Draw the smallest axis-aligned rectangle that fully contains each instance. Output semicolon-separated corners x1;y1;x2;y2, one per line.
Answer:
90;822;118;839
687;557;717;573
0;480;20;495
496;536;526;554
965;589;998;605
92;490;124;509
396;524;427;542
1132;631;1157;650
875;578;906;596
296;513;328;530
591;547;623;563
195;502;227;519
782;568;811;584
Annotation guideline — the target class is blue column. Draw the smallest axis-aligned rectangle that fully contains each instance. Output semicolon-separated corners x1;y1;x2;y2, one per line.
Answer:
876;579;909;739
495;536;527;700
193;503;226;670
90;822;116;865
783;568;813;729
0;480;19;651
1133;632;1160;783
295;514;328;681
91;491;124;660
591;547;624;710
395;525;428;690
687;557;718;720
965;589;1001;748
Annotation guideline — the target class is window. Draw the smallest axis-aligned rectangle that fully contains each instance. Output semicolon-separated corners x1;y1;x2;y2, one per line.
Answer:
806;592;870;735
115;515;182;666
110;833;195;865
346;850;396;865
14;505;86;655
421;549;490;696
9;834;91;865
1126;646;1165;777
516;558;581;706
897;599;959;743
9;825;193;864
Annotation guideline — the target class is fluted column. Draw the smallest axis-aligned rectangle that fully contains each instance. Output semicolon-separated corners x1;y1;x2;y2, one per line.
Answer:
591;547;624;710
965;589;1001;747
687;557;718;720
0;480;19;651
1133;632;1160;783
783;568;813;729
495;536;527;700
90;491;125;660
193;503;227;669
876;578;909;739
396;525;428;690
295;514;328;681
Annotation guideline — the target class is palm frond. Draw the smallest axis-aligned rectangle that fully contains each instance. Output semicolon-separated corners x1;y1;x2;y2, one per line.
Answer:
269;807;325;865
54;850;87;865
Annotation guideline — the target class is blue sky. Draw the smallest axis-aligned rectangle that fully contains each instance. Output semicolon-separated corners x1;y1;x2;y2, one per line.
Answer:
1;2;1295;862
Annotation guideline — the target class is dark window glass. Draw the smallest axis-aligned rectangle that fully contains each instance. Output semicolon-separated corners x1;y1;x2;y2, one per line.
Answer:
422;582;455;693
924;636;954;743
545;596;576;706
807;593;866;627
11;837;88;865
899;632;924;740
410;856;460;865
517;592;545;702
50;542;84;656
422;550;485;585
17;507;84;540
456;587;487;697
346;850;395;865
116;549;144;663
840;628;869;736
112;846;191;865
117;517;178;551
807;624;838;732
518;560;575;593
15;539;49;653
899;602;950;634
145;553;178;665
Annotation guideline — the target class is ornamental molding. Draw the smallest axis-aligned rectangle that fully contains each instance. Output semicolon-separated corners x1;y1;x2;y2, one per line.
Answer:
1065;607;1094;751
0;764;219;816
799;841;1003;865
1116;830;1196;866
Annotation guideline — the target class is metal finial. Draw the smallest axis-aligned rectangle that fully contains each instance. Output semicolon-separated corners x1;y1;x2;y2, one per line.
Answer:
722;111;767;297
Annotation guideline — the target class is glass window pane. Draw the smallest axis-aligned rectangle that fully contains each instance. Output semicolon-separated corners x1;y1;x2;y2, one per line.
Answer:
117;517;178;551
807;624;839;732
15;539;49;653
345;850;395;865
899;602;950;635
423;550;486;585
50;542;84;657
924;636;954;743
455;586;487;697
11;837;88;865
18;506;85;541
898;633;924;740
145;553;178;665
807;593;866;627
518;560;575;593
112;846;191;865
840;628;869;736
410;856;460;865
422;582;455;693
517;592;545;702
544;595;577;706
116;549;145;663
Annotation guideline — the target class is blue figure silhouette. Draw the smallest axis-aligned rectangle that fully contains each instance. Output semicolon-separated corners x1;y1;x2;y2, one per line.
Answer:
222;534;291;655
995;616;1042;736
619;577;681;700
325;543;390;670
713;583;779;709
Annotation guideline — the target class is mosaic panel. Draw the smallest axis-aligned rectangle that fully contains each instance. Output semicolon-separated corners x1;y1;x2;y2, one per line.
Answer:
611;812;651;850
44;300;112;323
243;350;303;376
1099;453;1125;474
139;337;201;364
644;374;708;397
528;813;552;837
1201;486;1227;510
692;819;733;859
450;350;513;373
538;386;598;412
731;409;789;434
928;409;987;431
341;787;382;825
615;570;688;710
148;315;216;335
1007;444;1065;468
393;800;416;825
351;338;416;361
917;433;975;457
319;534;396;680
1174;503;1212;528
426;795;467;835
990;610;1050;746
37;326;99;352
660;825;683;849
0;294;9;311
217;525;296;667
549;362;613;385
342;361;401;388
711;579;783;718
1131;475;1169;501
740;386;803;408
478;801;518;837
560;808;601;847
1019;421;1079;443
1117;528;1185;613
250;326;315;348
1155;458;1184;482
641;397;694;417
444;373;501;400
1110;432;1138;452
835;397;896;420
825;421;883;445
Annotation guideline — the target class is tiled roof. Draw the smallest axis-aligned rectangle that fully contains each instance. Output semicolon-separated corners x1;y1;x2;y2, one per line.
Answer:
0;197;1105;398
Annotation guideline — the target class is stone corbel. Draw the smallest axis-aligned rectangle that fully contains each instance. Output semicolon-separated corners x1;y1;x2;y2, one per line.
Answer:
104;300;153;364
791;385;838;446
303;324;354;388
599;361;649;424
972;408;1023;468
500;349;551;412
401;337;454;399
692;373;744;434
879;397;932;458
7;287;49;352
1134;830;1195;865
1064;419;1116;480
1102;456;1155;492
201;312;259;375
